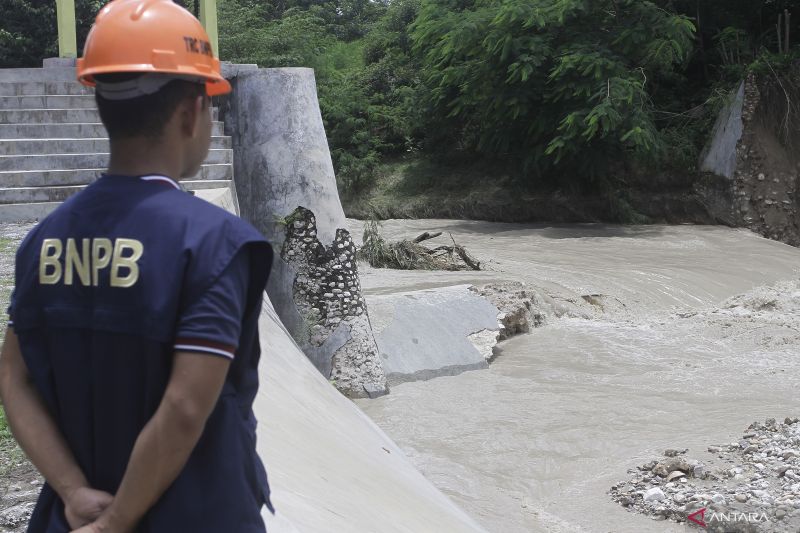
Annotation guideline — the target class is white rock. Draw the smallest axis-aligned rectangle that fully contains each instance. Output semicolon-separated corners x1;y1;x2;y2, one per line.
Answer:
644;488;666;503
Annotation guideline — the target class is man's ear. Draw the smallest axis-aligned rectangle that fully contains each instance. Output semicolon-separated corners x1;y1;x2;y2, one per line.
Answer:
179;95;206;138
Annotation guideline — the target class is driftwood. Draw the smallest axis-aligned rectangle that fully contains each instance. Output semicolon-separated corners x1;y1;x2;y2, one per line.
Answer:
413;231;443;243
358;221;481;271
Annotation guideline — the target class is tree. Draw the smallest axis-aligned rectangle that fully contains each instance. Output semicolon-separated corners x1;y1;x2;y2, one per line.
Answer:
411;0;695;185
0;0;105;68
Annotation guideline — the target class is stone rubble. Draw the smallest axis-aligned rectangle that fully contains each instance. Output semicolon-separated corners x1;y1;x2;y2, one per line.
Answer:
610;417;800;532
281;206;387;397
469;282;550;341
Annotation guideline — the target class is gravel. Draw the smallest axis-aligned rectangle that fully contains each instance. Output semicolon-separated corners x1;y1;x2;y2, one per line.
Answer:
610;417;800;532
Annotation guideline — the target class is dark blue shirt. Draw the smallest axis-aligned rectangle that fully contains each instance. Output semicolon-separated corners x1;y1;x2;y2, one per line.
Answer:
9;175;273;532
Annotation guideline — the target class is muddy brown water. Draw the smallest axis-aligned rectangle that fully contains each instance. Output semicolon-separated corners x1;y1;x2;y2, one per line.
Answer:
351;220;800;532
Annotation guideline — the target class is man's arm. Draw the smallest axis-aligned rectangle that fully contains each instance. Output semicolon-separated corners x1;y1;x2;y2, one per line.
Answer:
0;328;113;527
82;351;230;532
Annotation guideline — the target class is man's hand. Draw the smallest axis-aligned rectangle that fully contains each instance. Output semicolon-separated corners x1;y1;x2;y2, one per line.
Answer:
70;522;109;533
64;487;113;529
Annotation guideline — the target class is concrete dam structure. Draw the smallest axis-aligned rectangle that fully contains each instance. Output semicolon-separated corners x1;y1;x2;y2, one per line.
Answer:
0;61;488;531
220;68;388;399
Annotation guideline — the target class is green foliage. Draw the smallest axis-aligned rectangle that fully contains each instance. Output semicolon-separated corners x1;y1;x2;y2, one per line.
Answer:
411;0;695;186
0;0;57;67
0;0;105;68
0;407;10;443
6;0;800;200
219;3;333;67
219;0;401;192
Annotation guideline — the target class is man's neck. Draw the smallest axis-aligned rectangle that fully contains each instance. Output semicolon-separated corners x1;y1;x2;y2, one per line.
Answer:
106;137;183;179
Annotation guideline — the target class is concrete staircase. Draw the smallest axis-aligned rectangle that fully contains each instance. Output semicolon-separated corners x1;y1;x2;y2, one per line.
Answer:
0;62;236;222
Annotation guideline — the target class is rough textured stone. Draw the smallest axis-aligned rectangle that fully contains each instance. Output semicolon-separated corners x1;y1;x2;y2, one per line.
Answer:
469;282;548;340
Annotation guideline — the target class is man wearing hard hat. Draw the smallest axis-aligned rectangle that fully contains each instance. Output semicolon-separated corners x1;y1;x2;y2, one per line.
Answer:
0;1;274;531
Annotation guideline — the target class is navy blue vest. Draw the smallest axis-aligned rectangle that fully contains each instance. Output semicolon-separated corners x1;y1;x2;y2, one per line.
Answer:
11;175;273;532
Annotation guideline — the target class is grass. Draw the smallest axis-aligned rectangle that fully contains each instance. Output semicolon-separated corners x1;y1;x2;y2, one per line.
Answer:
0;405;24;480
342;156;524;221
0;234;25;475
340;155;710;225
0;408;11;443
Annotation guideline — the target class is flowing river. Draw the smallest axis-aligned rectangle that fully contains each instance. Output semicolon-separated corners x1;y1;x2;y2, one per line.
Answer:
350;220;800;532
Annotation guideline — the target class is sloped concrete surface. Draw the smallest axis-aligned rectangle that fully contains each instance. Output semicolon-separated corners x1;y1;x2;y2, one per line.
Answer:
255;300;487;533
366;285;501;384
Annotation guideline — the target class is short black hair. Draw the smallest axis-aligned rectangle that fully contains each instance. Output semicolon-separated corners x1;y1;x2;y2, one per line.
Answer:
94;73;206;140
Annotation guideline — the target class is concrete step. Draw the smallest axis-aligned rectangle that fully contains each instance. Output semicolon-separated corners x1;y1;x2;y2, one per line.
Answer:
0;68;78;83
0;202;60;222
0;82;94;97
0;177;234;204
0;163;233;188
0;136;231;155
0;95;96;110
0;148;232;171
0;121;225;139
0;108;99;124
182;179;235;191
0;107;219;124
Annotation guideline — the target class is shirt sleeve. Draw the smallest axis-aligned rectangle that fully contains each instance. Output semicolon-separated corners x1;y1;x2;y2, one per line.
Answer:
174;247;250;360
7;288;14;328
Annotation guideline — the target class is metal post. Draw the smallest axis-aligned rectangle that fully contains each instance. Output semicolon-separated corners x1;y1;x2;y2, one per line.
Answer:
56;0;78;58
199;0;219;57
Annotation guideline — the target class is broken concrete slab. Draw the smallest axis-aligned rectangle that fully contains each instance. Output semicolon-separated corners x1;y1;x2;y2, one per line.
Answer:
366;284;501;385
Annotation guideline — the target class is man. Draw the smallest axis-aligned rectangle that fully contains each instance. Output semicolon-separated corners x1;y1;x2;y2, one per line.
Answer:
0;0;273;531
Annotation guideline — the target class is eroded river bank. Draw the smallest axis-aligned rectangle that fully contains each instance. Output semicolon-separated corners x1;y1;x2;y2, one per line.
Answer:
352;220;800;532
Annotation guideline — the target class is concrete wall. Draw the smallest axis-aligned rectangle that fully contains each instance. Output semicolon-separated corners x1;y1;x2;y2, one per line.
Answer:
699;81;745;179
220;68;387;397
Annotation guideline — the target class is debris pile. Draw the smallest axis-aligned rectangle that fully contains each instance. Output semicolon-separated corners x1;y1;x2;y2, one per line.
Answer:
358;220;481;271
611;418;800;531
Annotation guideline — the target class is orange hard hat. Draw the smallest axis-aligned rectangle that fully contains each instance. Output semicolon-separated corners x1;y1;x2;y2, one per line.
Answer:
77;0;231;97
